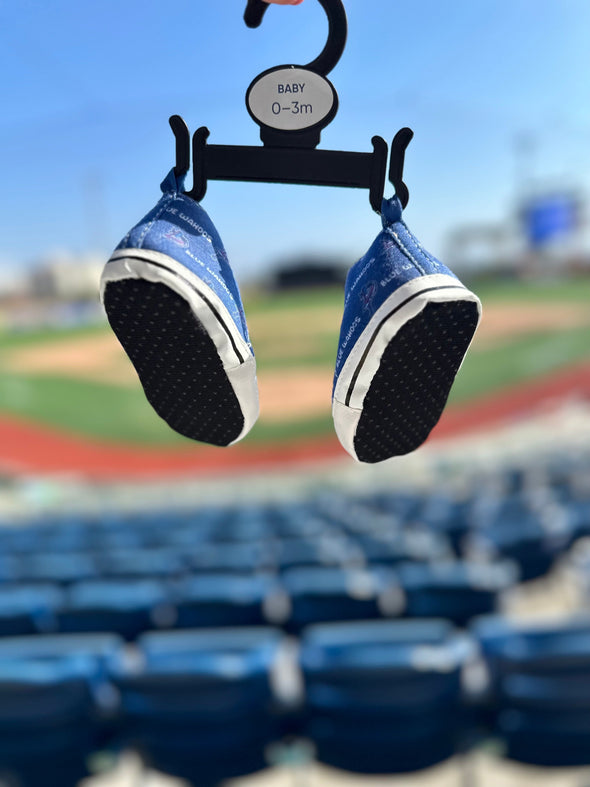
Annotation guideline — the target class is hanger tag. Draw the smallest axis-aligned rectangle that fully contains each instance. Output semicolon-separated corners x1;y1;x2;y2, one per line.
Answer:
247;66;338;135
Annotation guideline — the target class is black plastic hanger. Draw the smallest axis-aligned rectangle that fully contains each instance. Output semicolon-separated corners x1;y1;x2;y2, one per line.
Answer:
170;0;413;213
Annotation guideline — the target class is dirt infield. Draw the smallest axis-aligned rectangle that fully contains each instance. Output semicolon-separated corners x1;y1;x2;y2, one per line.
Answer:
4;333;333;423
6;334;136;386
259;368;331;423
472;302;590;348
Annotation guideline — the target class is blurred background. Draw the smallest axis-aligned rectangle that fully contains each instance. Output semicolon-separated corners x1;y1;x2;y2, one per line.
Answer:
0;0;590;785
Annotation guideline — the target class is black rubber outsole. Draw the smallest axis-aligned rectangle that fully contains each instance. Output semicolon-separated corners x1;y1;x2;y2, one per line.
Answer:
103;279;244;446
353;300;480;463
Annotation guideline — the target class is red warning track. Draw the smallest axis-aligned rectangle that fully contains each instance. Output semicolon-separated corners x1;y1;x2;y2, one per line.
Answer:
1;361;589;479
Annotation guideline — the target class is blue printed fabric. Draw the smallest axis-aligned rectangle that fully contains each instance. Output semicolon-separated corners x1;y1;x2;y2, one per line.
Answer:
115;169;250;345
334;196;459;384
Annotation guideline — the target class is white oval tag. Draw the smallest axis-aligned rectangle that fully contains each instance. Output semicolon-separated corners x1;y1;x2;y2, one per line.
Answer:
247;67;336;132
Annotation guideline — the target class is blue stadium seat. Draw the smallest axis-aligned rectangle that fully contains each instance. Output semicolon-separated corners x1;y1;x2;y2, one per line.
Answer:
0;555;20;584
470;499;566;582
416;494;475;555
0;525;45;555
213;505;273;543
126;511;199;548
272;502;328;539
57;579;172;640
113;627;285;785
356;529;451;567
473;614;590;766
17;551;99;585
0;660;95;786
189;541;274;574
38;519;95;553
91;521;145;551
565;536;590;600
366;491;423;523
0;632;124;787
172;573;276;628
473;614;590;682
300;619;468;774
0;631;123;677
95;547;186;579
397;560;517;626
568;501;590;543
0;584;64;637
282;566;389;632
276;535;362;572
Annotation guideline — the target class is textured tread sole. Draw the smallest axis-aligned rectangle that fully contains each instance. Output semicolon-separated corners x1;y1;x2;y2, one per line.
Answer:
353;300;480;463
103;279;244;446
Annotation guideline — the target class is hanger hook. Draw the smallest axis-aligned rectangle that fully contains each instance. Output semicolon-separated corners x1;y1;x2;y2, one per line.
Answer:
244;0;347;77
389;128;414;210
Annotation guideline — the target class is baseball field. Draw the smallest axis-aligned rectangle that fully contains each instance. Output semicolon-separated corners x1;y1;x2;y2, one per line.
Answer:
0;277;589;477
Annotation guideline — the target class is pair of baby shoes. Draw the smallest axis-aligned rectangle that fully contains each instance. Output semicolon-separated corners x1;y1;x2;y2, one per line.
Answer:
101;169;481;463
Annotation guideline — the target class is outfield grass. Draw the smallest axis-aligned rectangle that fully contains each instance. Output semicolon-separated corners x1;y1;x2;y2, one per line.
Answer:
0;278;588;445
450;275;590;402
0;371;187;445
450;326;590;404
0;323;105;350
244;285;344;313
468;276;590;304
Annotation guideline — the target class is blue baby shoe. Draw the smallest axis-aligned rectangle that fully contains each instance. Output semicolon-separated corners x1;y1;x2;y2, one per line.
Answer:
332;196;481;463
101;169;258;446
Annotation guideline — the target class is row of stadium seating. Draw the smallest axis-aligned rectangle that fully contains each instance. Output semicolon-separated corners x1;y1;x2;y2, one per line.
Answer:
0;455;587;583
1;614;590;786
0;559;517;639
1;454;589;642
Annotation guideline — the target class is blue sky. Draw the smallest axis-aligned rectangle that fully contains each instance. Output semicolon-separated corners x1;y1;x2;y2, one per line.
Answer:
1;0;589;281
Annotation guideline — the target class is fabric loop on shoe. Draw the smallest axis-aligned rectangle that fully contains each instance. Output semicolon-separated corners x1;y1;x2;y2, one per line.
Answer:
160;167;187;196
381;196;403;228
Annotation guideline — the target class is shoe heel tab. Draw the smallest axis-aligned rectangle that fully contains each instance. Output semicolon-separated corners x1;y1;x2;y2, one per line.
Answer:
160;167;187;195
380;195;403;228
